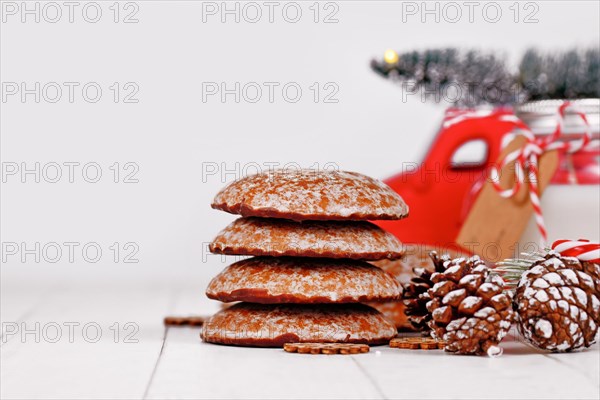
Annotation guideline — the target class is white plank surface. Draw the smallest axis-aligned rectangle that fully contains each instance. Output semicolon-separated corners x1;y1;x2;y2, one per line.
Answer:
1;284;171;399
354;331;600;400
2;284;599;400
146;327;382;400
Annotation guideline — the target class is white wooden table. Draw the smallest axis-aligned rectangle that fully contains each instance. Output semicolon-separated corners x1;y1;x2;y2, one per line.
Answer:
2;278;599;399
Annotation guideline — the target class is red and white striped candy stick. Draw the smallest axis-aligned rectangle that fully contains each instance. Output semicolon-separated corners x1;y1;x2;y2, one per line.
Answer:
490;102;594;245
551;239;600;264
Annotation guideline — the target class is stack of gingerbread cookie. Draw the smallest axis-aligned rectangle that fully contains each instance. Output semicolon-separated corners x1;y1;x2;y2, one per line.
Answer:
201;170;409;347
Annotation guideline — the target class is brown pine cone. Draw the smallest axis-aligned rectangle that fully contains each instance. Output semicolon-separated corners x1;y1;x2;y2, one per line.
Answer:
426;255;514;356
402;251;450;332
514;251;600;352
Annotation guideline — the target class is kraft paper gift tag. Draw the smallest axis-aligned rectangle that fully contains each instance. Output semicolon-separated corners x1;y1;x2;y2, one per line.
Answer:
457;135;559;262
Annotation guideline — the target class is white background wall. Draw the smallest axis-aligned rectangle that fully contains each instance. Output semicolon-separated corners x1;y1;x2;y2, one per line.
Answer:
2;1;599;296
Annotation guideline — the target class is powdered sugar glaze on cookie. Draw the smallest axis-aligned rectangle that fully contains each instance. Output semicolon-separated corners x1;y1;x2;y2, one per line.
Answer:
200;303;397;347
209;217;404;260
211;170;409;221
206;257;403;304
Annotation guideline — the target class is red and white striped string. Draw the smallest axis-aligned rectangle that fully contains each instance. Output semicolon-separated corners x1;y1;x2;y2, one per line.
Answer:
490;102;594;245
551;239;600;264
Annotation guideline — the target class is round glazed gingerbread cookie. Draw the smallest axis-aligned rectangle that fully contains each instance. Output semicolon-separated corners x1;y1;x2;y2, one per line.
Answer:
200;302;397;347
211;170;408;221
209;217;404;260
206;257;402;304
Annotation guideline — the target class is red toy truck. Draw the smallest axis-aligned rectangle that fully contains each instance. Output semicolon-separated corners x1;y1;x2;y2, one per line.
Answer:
377;100;600;249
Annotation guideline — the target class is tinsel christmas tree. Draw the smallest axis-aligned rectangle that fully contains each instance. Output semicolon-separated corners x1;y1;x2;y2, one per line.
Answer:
371;48;599;106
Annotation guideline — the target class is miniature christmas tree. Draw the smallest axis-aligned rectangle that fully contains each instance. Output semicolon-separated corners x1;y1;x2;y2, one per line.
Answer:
371;47;599;106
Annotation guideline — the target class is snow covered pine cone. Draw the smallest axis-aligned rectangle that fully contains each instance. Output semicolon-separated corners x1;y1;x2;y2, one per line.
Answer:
426;255;514;356
402;251;451;332
513;251;600;352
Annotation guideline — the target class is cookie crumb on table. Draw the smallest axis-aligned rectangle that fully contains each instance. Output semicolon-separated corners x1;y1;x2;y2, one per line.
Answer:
284;343;370;355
